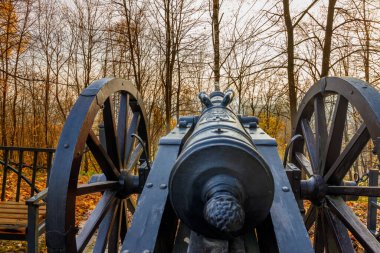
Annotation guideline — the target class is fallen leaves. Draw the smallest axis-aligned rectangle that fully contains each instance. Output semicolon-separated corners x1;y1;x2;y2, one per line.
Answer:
305;199;379;252
1;169;379;252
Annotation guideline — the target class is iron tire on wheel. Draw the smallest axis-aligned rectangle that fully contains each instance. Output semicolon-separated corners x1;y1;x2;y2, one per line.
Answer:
46;78;150;252
291;77;380;253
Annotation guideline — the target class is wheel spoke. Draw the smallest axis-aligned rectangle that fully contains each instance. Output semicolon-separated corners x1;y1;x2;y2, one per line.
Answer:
295;152;313;177
125;112;140;166
314;95;328;175
304;204;316;231
118;93;130;168
323;207;354;253
76;191;117;252
120;200;129;241
327;186;380;197
324;95;348;176
327;196;380;253
76;181;119;196
93;199;120;252
104;98;122;169
108;200;122;252
87;131;120;179
314;208;325;253
324;124;370;184
301;119;318;174
127;144;143;172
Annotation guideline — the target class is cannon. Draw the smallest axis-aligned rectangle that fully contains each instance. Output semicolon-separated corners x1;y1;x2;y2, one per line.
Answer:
46;77;380;252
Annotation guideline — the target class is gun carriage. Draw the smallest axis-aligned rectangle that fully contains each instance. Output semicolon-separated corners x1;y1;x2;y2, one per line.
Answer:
46;77;380;252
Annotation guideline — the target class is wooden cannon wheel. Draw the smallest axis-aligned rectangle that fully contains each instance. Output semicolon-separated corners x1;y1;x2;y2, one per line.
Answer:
46;78;150;252
291;77;380;252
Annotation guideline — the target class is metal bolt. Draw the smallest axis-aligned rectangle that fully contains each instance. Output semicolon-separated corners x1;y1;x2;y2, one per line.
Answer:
178;120;187;128
213;128;225;134
64;144;69;148
146;182;153;188
159;184;167;189
143;250;151;253
249;122;257;129
282;186;290;192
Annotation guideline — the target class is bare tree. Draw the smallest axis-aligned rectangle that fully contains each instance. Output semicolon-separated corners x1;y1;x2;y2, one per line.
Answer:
10;0;33;146
320;0;337;77
0;0;18;145
282;0;319;130
211;0;220;91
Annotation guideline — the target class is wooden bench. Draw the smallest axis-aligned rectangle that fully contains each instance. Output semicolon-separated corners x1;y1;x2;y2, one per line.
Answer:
0;202;45;232
0;147;54;252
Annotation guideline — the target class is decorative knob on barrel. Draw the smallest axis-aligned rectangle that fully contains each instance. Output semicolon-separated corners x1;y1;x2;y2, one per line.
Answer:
202;174;246;233
204;194;245;232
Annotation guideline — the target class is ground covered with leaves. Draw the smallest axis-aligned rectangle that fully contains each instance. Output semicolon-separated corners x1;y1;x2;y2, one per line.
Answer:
0;169;379;252
304;199;380;253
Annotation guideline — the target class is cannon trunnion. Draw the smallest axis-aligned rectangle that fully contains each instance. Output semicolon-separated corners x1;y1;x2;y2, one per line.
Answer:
46;77;380;252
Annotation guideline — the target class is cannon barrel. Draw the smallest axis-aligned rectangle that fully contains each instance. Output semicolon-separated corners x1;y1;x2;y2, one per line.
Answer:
169;90;274;239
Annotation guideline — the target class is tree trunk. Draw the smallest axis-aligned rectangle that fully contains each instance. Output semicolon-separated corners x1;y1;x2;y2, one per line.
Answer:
320;0;337;77
164;0;172;133
123;0;141;90
176;54;181;121
212;0;220;91
283;0;297;131
362;0;370;83
44;73;50;147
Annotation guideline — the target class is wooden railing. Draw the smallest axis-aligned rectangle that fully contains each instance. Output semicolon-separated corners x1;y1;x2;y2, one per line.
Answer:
367;169;380;239
0;146;55;253
0;146;55;202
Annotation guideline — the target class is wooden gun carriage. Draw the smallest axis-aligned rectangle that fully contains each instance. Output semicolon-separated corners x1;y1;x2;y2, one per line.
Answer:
45;77;380;252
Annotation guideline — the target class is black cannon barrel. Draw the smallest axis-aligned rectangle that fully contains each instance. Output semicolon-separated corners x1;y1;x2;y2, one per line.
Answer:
169;90;274;239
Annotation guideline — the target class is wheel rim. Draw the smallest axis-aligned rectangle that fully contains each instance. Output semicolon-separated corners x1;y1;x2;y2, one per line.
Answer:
46;78;149;252
291;77;380;253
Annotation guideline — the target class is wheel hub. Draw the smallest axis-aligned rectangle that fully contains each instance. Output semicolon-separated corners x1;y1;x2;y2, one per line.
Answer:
300;175;327;205
116;171;140;199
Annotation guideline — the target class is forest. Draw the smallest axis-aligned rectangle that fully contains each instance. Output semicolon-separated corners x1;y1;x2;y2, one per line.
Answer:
0;0;378;151
1;0;380;251
0;0;379;188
